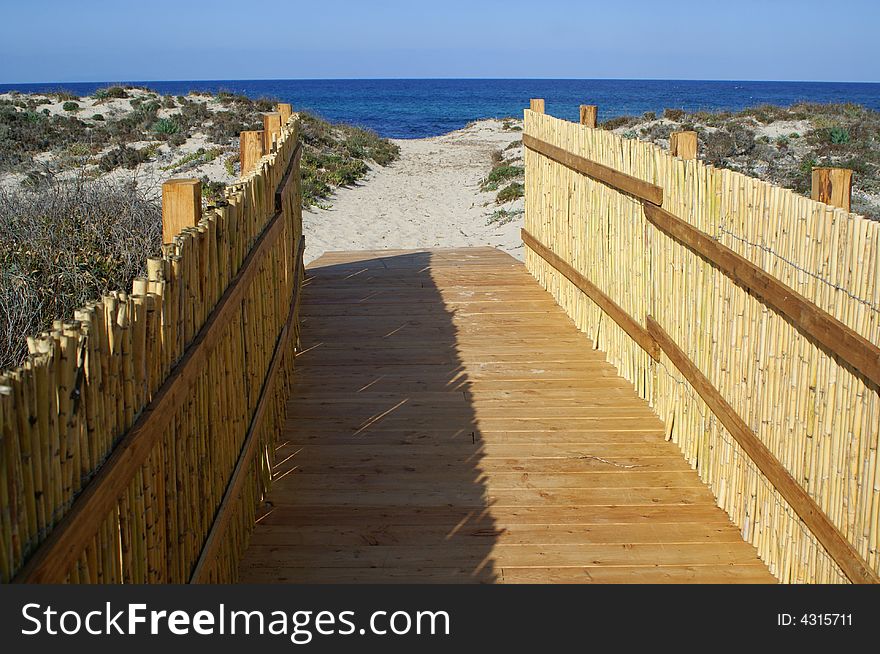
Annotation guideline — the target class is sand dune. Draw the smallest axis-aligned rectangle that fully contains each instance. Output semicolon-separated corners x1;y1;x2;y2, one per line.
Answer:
303;119;525;264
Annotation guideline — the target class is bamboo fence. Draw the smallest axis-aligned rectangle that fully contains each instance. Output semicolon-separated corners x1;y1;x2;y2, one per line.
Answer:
523;108;880;584
0;114;304;583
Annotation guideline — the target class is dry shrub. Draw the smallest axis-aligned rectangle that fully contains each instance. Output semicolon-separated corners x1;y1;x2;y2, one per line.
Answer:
0;174;161;368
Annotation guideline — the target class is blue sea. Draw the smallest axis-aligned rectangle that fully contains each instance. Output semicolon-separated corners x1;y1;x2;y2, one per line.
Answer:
2;79;878;139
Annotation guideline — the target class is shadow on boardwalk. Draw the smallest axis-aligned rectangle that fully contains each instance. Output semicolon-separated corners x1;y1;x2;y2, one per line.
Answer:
240;250;499;582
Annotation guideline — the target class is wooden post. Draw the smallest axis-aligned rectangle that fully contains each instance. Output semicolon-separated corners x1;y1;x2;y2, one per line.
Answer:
529;98;545;114
579;105;598;128
161;179;201;243
262;112;282;153
239;130;265;177
811;167;852;212
276;103;292;125
670;131;698;160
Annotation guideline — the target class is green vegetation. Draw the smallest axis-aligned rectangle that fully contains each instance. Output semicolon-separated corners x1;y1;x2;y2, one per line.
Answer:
496;182;524;204
487;208;523;225
601;115;641;130
481;143;525;207
50;91;78;102
601;102;880;217
62;101;79;112
224;154;238;177
93;86;129;101
159;147;223;172
152;118;179;134
0;88;401;211
481;163;524;192
99;145;153;172
298;111;400;207
200;176;226;204
829;126;850;145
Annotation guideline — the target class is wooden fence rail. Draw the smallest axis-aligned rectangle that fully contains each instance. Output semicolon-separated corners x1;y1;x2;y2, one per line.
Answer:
523;105;880;584
0;108;304;583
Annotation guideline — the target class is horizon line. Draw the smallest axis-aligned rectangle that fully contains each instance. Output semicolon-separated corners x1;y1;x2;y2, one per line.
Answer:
2;76;879;86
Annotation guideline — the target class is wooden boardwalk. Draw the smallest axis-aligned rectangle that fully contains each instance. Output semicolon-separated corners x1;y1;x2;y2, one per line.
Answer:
238;247;775;583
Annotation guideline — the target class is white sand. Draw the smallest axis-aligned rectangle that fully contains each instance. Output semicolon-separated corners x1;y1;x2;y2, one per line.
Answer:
0;89;240;192
303;119;525;264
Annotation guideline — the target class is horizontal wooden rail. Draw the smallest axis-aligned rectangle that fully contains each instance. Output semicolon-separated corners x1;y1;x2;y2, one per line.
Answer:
523;133;664;205
646;317;879;584
190;234;305;583
642;202;880;389
522;228;660;360
525;132;880;389
14;143;303;583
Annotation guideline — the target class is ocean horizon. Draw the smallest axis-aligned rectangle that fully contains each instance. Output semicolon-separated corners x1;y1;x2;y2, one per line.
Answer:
2;78;879;139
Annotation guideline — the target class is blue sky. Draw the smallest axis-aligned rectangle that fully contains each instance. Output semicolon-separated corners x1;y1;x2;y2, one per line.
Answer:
1;0;878;83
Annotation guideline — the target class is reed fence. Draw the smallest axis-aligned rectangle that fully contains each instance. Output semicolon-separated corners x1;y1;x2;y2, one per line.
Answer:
523;106;880;584
0;109;304;583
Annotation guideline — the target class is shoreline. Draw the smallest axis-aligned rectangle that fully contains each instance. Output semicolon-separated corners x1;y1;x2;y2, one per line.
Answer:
2;88;878;265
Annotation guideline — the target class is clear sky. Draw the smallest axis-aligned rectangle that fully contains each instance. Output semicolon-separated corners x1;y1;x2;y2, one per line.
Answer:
1;0;878;83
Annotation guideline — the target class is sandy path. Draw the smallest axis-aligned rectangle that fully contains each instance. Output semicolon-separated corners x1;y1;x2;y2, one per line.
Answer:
302;119;525;264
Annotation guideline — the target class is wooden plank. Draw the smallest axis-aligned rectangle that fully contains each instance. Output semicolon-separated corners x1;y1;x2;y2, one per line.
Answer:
262;112;283;152
642;202;880;389
247;522;748;546
811;167;852;211
190;235;305;583
579;104;598;128
261;487;715;507
645;316;879;584
523;133;663;205
498;565;775;584
284;442;681;458
161;179;201;243
13;144;303;584
285;428;671;444
240;567;495;583
274;470;708;491
241;564;774;584
277;103;293;125
288;403;659;419
239;131;264;176
240;542;763;568
252;504;744;527
279;455;694;473
670;131;698;159
521;228;660;360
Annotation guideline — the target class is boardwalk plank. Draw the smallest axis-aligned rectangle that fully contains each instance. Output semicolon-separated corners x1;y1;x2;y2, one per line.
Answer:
238;248;775;584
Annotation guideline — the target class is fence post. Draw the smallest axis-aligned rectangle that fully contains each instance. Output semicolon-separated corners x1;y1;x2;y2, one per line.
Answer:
239;130;265;176
161;179;201;243
811;167;853;212
262;112;283;153
529;98;545;114
579;105;598;128
276;103;293;125
670;131;698;160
